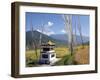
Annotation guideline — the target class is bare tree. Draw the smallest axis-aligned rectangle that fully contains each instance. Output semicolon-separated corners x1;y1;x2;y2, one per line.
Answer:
77;16;84;48
30;17;38;59
62;14;73;55
38;23;44;61
73;16;77;49
39;23;44;49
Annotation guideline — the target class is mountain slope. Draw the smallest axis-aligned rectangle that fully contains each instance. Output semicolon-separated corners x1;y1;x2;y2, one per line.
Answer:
26;31;89;50
50;34;89;44
26;31;68;49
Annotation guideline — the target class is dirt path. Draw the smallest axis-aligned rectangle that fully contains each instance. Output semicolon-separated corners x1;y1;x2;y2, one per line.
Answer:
74;46;89;64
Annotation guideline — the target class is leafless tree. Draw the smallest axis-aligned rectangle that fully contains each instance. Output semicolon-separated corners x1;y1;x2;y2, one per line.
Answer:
73;16;77;49
62;14;84;56
30;17;38;59
62;14;73;55
77;16;84;48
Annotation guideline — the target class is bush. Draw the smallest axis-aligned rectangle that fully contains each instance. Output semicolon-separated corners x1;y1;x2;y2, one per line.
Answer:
55;54;77;65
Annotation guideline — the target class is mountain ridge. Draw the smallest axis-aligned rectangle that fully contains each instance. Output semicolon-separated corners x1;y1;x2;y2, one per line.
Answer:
26;30;89;49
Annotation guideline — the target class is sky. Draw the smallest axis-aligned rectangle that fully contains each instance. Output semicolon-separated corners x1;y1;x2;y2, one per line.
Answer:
26;12;89;37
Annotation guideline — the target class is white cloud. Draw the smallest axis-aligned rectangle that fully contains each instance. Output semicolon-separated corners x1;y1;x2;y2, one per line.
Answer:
61;29;66;33
45;31;55;36
36;21;55;36
36;29;55;36
47;21;53;27
36;29;42;33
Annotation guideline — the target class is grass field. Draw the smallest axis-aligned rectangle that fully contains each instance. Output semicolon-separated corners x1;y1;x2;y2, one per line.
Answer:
26;45;89;67
26;47;69;67
25;50;40;67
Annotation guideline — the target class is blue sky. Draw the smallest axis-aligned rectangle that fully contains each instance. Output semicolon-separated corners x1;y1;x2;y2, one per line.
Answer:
26;12;89;37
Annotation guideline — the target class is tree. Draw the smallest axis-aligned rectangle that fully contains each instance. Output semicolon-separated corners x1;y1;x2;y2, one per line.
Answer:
30;17;38;59
77;16;84;48
62;14;73;56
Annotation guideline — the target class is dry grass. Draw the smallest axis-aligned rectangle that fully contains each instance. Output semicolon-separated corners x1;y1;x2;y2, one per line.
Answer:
26;47;69;60
54;47;69;58
26;47;69;66
74;45;89;64
26;50;40;60
26;45;89;66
